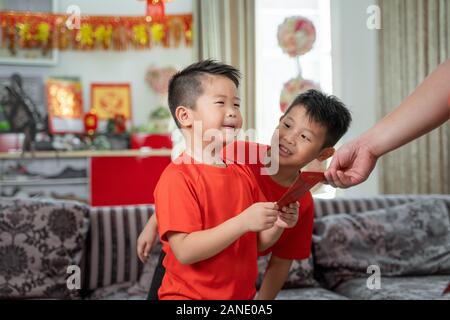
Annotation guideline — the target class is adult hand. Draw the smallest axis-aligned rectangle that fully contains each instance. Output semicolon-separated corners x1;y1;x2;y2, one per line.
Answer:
324;139;378;188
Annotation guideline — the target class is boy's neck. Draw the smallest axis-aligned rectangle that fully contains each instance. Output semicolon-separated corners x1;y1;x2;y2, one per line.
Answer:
185;145;226;167
264;149;301;187
270;165;301;187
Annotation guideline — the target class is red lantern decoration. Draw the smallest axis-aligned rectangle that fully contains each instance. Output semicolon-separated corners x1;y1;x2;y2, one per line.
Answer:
84;111;98;136
114;114;127;134
444;281;450;295
146;0;166;21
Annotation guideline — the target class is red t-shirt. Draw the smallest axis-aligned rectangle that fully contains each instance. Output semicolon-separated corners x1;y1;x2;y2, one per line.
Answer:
154;153;267;300
224;141;314;260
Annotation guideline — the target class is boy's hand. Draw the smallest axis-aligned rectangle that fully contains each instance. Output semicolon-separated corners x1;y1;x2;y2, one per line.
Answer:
137;219;158;263
241;202;280;232
275;201;299;229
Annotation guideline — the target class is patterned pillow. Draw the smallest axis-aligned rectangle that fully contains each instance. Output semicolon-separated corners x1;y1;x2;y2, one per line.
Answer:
313;199;450;289
0;198;90;299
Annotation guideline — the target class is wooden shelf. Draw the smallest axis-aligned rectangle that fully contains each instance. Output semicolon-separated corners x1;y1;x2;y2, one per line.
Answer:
0;149;172;159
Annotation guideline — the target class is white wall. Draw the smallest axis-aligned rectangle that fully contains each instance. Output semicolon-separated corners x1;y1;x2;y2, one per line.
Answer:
331;0;380;197
0;0;193;126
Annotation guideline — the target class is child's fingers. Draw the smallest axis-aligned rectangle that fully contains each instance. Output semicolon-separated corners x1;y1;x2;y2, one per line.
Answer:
266;209;280;216
265;202;279;210
143;242;149;257
275;219;289;228
280;213;296;221
137;245;146;263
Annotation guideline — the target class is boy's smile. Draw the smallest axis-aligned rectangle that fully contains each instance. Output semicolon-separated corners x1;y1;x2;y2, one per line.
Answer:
272;106;333;169
190;75;242;147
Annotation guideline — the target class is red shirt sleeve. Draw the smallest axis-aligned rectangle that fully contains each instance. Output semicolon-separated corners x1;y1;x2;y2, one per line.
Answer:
154;168;203;242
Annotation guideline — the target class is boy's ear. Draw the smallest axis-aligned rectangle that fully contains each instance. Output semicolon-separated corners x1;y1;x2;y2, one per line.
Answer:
316;147;335;162
175;106;192;127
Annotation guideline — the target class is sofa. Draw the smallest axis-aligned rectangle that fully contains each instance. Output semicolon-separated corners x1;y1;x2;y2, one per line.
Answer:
0;194;449;300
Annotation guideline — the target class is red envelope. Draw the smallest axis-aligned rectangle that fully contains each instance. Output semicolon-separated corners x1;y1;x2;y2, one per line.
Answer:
443;281;450;295
277;172;325;208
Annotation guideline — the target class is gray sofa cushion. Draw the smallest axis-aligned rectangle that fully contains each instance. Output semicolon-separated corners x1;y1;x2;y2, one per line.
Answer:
275;287;348;300
0;197;90;299
313;199;450;289
81;205;153;292
256;254;319;290
86;281;146;300
335;275;450;300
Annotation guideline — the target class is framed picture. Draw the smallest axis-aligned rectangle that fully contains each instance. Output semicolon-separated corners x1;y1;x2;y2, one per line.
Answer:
0;74;46;121
91;83;132;121
0;0;59;66
46;77;84;134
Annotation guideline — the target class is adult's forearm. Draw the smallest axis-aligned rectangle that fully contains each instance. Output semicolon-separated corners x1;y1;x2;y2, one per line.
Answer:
361;59;450;157
167;215;248;265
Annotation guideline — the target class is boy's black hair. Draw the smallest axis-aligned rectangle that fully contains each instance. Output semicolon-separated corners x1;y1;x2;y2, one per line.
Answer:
168;59;241;128
283;89;352;148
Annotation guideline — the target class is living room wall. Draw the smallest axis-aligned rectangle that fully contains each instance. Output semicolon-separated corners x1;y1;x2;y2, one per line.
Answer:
0;0;194;127
331;0;380;197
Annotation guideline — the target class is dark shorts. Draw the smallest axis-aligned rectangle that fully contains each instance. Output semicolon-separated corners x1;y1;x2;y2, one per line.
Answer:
146;250;166;300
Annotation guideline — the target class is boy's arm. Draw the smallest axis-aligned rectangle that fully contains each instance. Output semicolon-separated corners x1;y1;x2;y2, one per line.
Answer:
137;213;158;263
257;225;284;252
258;202;299;252
256;256;293;300
167;202;279;265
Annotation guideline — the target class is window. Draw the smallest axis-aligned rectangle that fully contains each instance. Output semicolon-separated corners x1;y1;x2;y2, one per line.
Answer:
255;0;335;199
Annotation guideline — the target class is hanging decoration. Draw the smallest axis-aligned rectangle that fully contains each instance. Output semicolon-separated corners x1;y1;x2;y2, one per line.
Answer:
279;77;319;113
145;66;177;95
0;11;192;54
277;16;318;112
277;16;316;58
84;111;99;136
145;0;168;21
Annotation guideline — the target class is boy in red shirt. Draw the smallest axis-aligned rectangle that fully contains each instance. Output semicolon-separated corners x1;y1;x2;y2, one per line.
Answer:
153;60;298;300
139;89;352;299
232;90;351;299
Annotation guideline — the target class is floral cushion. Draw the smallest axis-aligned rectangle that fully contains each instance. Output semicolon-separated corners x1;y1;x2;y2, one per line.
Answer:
86;281;146;300
335;275;450;300
313;199;450;289
275;287;348;300
0;198;90;299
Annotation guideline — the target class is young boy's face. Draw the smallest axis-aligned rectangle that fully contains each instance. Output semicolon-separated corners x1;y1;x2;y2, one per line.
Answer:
271;105;334;169
188;75;242;148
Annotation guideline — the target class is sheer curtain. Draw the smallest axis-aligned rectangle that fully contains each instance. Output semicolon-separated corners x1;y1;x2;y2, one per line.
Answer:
377;0;450;194
192;0;256;130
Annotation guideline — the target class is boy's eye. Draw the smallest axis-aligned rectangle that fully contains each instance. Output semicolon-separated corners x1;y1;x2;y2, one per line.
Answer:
215;101;225;105
234;104;240;108
301;134;311;142
284;123;290;128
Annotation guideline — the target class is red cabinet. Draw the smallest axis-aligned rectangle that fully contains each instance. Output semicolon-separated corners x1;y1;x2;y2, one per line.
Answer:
90;154;171;206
